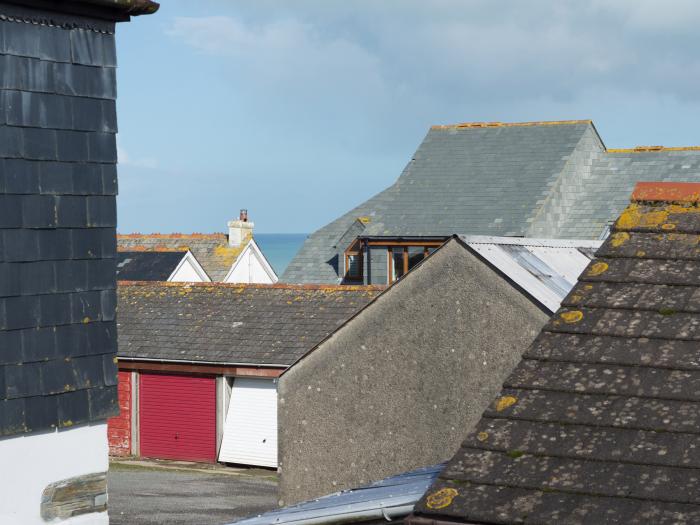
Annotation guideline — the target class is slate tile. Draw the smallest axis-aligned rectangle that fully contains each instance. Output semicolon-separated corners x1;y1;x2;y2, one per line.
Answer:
19;261;56;296
86;196;116;227
87;132;116;163
0;195;23;228
88;385;118;420
3;295;40;330
21;194;57;228
73;354;105;390
0;125;22;157
37;229;73;261
56;130;89;162
88;258;115;289
57;389;90;427
21;327;56;363
2;228;39;262
55;259;89;292
5;361;42;398
55;195;88;227
42;358;77;396
22;128;57;160
24;394;57;432
0;398;26;435
39;293;73;326
2;158;41;194
70;290;101;323
0;330;22;365
39;161;74;195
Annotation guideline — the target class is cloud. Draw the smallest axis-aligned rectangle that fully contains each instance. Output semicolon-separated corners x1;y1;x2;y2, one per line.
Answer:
117;138;159;170
165;2;700;107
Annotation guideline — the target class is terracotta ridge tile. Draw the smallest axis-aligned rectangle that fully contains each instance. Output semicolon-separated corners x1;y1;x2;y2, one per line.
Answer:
431;119;591;130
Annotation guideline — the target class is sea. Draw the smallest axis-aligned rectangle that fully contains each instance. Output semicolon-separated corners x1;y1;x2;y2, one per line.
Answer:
255;233;308;277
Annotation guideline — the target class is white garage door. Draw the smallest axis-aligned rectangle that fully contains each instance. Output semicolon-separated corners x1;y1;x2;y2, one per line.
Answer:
218;378;278;468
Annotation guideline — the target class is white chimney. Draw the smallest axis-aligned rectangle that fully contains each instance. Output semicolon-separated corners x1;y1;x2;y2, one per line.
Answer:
228;209;254;247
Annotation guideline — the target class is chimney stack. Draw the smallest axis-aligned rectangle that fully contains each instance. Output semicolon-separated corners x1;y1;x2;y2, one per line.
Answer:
228;209;254;247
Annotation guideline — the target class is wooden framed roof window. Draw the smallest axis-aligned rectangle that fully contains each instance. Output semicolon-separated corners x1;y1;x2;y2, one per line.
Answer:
344;240;364;282
388;244;440;283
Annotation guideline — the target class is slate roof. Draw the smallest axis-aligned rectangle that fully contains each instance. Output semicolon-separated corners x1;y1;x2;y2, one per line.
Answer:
116;251;185;281
408;182;700;524
117;233;249;281
117;282;381;366
0;3;134;437
284;121;700;284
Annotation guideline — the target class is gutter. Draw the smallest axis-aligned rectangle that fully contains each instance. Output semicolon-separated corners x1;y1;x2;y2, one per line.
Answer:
117;356;290;369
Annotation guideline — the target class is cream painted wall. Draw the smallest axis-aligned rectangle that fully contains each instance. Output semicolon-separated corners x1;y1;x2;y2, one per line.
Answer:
0;423;109;525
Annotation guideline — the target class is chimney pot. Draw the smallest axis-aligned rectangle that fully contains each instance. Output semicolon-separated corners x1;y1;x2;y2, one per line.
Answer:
240;209;248;222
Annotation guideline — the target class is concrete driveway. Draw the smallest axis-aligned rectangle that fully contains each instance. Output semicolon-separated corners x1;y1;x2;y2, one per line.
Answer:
108;460;278;525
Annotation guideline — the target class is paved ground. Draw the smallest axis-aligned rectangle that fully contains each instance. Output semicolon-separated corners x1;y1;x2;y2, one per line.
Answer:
108;459;278;525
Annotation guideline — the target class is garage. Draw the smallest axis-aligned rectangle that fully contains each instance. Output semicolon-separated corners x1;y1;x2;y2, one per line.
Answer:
218;378;278;468
139;373;217;462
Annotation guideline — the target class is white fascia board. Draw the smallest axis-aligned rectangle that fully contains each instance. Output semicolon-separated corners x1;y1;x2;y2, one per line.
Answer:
167;250;211;282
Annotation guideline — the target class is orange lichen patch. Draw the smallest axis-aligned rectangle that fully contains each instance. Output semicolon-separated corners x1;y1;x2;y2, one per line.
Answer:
358;216;371;224
560;310;583;324
616;202;700;231
631;182;700;203
117;247;187;253
608;145;700;153
587;262;609;277
610;232;630;247
425;488;459;510
568;294;583;304
212;234;251;267
495;396;517;412
431;119;591;130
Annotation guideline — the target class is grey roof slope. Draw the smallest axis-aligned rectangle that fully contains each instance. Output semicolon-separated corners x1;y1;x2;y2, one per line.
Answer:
408;182;700;524
117;233;249;281
0;6;121;437
552;148;700;238
283;122;700;284
116;251;185;281
234;464;443;525
283;120;597;283
117;282;381;366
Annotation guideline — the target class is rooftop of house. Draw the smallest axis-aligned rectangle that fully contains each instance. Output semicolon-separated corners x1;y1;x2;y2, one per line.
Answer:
116;250;187;281
409;182;700;524
460;235;602;313
117;233;249;281
117;281;382;367
283;119;700;284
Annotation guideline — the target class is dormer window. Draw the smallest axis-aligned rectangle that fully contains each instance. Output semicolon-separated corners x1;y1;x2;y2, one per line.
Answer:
344;240;363;281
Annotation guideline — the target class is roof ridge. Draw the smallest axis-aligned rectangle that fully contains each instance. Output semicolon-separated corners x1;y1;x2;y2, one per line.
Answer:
607;145;700;153
431;119;592;130
117;233;226;239
117;280;386;292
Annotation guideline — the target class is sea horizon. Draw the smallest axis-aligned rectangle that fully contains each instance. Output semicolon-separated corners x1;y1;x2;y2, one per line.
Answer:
255;233;308;277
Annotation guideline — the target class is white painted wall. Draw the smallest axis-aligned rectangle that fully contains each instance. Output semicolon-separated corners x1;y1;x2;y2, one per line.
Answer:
224;240;277;284
168;251;210;282
0;423;109;525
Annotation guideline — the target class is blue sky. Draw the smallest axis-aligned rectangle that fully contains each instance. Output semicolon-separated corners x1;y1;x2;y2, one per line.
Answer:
116;0;700;234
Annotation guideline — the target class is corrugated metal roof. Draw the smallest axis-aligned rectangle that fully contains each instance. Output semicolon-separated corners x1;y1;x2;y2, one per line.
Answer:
460;235;602;313
232;464;442;525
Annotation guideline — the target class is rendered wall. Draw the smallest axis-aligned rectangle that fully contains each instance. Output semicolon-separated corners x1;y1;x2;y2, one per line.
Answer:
0;423;109;524
279;239;549;504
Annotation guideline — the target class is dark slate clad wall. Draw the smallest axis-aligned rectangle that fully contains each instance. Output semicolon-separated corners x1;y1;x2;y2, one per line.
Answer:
0;4;119;437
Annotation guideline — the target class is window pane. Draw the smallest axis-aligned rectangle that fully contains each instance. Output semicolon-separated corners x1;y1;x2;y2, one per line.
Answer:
347;254;361;279
407;246;424;271
392;249;405;281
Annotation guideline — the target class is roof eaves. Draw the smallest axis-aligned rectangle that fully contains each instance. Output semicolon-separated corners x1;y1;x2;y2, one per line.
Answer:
430;119;592;130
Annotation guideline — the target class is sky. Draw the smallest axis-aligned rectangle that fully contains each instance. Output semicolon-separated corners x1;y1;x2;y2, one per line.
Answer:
116;0;700;234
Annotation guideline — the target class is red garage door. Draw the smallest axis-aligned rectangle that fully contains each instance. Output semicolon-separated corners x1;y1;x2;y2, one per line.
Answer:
139;373;216;462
